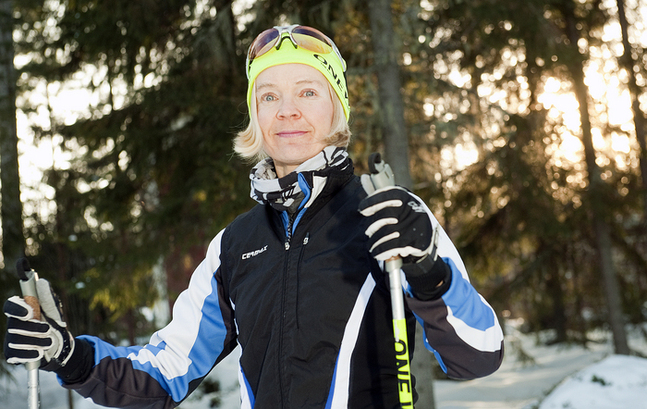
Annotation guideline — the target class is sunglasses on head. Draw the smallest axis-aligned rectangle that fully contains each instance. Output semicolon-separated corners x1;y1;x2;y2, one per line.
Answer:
246;24;347;78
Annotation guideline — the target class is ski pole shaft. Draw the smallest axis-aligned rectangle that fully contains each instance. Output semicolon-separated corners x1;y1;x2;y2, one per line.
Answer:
16;258;41;409
367;153;414;408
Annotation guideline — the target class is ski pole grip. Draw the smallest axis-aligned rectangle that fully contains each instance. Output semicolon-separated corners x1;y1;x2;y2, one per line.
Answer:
368;152;382;174
368;153;400;264
368;153;395;190
17;258;41;321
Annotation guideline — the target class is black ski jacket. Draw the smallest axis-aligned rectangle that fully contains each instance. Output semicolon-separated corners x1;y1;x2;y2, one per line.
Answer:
63;171;504;408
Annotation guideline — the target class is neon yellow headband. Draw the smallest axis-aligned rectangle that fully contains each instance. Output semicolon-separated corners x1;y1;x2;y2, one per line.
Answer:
246;27;350;120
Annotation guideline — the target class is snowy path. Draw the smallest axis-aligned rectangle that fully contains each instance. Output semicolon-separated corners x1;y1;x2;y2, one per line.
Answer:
434;332;610;409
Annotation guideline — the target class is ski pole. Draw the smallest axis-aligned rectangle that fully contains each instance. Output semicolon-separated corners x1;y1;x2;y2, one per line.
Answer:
366;153;414;408
16;258;41;409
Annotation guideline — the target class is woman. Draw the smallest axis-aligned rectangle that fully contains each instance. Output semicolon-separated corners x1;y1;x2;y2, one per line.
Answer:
4;25;504;408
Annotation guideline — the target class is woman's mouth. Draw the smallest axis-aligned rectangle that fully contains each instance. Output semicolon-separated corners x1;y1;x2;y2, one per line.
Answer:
276;130;306;138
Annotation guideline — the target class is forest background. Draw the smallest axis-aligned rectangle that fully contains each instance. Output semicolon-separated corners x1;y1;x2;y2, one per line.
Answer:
0;0;646;407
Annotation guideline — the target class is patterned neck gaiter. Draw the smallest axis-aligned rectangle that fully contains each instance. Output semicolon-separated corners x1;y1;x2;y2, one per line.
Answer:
249;146;352;213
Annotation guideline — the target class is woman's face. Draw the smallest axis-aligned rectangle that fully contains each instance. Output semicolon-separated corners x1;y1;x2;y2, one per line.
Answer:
255;63;334;178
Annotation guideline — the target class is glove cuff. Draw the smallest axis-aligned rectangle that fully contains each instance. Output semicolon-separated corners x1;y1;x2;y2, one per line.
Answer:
402;254;452;301
39;331;73;372
55;338;94;384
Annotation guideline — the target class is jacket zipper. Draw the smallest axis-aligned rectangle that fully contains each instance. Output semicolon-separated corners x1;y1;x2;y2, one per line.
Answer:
285;216;293;250
279;210;297;405
278;175;311;404
295;232;309;329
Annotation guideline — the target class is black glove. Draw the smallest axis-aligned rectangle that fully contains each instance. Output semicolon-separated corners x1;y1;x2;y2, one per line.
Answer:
359;184;451;300
359;185;434;264
4;279;75;372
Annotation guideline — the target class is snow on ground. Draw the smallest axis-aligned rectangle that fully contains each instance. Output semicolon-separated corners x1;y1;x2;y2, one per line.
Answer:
538;355;647;409
433;322;647;409
1;324;646;409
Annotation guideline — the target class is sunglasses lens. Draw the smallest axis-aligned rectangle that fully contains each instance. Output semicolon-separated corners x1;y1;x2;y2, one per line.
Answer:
292;27;333;54
248;29;280;60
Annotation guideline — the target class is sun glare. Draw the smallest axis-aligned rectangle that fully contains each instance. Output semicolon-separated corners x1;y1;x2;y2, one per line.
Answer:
537;48;635;166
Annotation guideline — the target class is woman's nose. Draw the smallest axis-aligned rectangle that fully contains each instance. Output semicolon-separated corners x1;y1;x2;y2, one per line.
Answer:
277;97;301;119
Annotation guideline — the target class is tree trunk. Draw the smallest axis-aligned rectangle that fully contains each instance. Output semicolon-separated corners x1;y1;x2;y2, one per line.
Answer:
563;1;630;355
616;0;647;221
68;389;75;409
411;325;436;408
0;0;25;274
545;259;568;343
367;0;413;189
368;1;432;407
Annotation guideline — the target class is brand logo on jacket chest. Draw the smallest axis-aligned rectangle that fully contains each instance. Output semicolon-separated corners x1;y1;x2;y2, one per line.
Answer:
242;245;268;260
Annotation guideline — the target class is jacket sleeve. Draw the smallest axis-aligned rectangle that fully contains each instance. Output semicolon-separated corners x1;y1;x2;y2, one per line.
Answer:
61;229;238;409
403;204;504;381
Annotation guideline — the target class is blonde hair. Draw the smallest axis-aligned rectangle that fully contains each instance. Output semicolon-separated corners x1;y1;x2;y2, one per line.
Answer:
234;82;351;163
